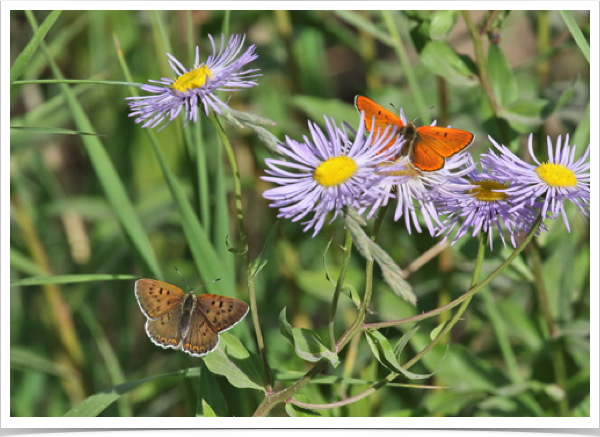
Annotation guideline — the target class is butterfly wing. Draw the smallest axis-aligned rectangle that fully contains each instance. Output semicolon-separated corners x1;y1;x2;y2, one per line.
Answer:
135;279;185;320
355;95;404;131
196;294;250;333
412;126;474;172
145;308;183;350
181;310;220;357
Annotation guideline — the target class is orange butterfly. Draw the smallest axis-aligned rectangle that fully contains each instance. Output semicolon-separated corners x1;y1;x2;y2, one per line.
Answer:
355;95;474;172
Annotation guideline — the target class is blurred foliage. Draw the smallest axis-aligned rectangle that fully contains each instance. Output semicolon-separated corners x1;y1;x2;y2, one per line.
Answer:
9;9;590;417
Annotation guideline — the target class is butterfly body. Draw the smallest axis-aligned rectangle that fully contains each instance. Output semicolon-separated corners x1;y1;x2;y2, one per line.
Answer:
354;95;474;172
135;279;249;357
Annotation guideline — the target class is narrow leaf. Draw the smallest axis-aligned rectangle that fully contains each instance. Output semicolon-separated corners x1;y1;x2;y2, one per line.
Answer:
11;274;136;287
487;44;518;107
292;328;339;367
285;403;323;417
10;126;105;137
10;10;61;84
429;10;458;40
366;330;446;380
393;325;420;357
279;307;295;346
63;368;200;417
430;322;448;341
251;221;278;278
560;11;590;63
421;41;478;87
196;364;229;417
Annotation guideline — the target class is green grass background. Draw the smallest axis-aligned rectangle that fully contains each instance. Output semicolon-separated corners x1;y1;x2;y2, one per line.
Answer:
9;10;590;417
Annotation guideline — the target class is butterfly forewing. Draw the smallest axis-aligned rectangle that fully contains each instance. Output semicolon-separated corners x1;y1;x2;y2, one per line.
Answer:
145;309;182;350
182;310;220;357
135;279;185;319
196;294;250;333
355;95;404;153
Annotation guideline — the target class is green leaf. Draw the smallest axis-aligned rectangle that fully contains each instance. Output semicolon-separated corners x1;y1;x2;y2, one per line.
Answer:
333;10;392;46
10;247;46;277
291;96;358;129
285;402;323;417
10;126;105;136
572;102;590;149
394;325;420;357
430;322;448;341
498;99;551;133
341;282;361;308
344;214;415;305
11;274;136;287
196;364;229;417
429;11;457;40
487;44;518;107
560;11;590;63
11;348;79;379
322;236;336;285
420;41;478;87
251;221;278;278
279;307;295;346
292;328;339;367
203;333;266;392
365;330;446;380
63;368;200;416
10;11;61;84
199;400;217;417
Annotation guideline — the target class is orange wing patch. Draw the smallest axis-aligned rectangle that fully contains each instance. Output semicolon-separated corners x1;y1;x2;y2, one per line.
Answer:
416;126;474;158
135;279;185;320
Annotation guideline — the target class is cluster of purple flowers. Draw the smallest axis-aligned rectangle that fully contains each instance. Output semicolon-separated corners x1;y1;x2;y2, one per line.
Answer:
127;33;590;249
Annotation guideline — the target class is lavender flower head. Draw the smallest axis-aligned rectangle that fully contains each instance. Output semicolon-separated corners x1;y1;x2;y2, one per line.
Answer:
127;34;260;131
484;134;590;232
261;113;408;236
436;157;545;250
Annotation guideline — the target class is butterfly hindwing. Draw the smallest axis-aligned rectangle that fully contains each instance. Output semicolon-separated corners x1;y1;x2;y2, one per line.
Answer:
182;310;220;357
196;294;250;333
145;308;183;350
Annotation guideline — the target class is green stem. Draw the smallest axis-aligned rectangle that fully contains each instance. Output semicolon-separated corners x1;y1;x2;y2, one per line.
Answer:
337;204;389;351
285;219;547;412
208;111;272;393
381;11;431;126
329;230;353;351
402;228;486;370
253;205;389;416
530;238;569;416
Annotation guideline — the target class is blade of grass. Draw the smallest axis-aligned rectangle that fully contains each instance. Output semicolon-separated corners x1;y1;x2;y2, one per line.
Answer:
26;11;163;280
381;10;431;125
11;348;79;379
10;10;61;84
13;79;142;87
63;367;201;417
10;126;104;136
559;11;590;63
11;274;136;287
10;246;47;276
80;303;132;417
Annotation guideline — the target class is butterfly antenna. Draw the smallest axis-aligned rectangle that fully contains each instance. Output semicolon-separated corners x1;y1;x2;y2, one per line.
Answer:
173;265;192;292
192;278;221;293
411;106;435;124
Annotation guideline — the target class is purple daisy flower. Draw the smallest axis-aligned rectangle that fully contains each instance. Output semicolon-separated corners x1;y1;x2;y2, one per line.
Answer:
436;158;545;250
127;34;260;131
484;134;590;232
261;113;407;236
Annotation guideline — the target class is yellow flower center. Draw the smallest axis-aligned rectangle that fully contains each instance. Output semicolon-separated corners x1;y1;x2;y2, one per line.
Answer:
468;180;509;201
314;156;358;187
535;162;577;187
171;65;212;92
